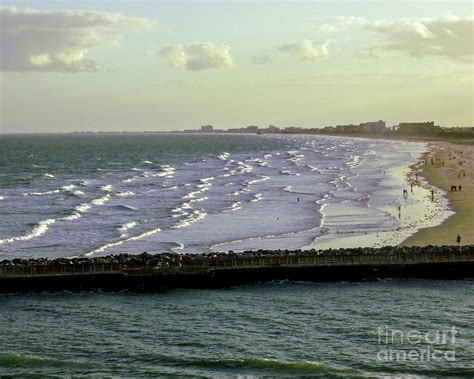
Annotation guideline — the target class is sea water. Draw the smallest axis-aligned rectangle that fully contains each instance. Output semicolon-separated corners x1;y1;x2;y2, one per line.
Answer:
0;133;471;377
0;280;473;377
0;133;450;259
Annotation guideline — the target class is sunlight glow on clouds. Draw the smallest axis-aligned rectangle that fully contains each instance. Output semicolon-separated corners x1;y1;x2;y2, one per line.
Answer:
0;6;156;72
151;43;234;70
277;39;331;61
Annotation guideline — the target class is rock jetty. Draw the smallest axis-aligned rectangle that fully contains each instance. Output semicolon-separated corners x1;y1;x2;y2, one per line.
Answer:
0;245;473;293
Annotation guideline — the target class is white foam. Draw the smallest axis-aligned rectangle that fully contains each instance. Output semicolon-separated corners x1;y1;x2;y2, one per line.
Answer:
117;191;135;197
0;218;56;244
23;189;61;196
118;221;138;237
218;152;230;160
92;194;111;206
100;184;113;192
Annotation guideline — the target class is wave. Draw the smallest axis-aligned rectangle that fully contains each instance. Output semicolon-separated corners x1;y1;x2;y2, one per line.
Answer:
87;226;163;256
60;184;76;191
100;184;113;192
0;196;4;200
117;191;135;197
142;160;153;164
218;152;230;160
225;201;243;212
118;221;138;237
23;189;61;196
251;193;263;202
0;218;56;245
280;170;300;176
172;209;207;229
0;352;95;369
113;204;138;211
43;173;54;178
92;194;111;206
181;358;359;375
248;175;270;185
22;184;81;197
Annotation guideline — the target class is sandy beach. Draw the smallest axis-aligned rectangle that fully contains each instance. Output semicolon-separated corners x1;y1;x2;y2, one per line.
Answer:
403;142;474;246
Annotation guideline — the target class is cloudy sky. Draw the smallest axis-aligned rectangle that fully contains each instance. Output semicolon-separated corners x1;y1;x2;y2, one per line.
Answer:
0;0;472;133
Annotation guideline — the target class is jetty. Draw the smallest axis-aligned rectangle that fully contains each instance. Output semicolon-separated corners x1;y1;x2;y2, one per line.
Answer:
1;245;473;293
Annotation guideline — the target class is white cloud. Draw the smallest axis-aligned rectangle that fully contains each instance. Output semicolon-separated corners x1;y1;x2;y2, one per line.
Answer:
277;39;331;61
0;6;156;72
319;24;337;33
365;16;474;62
151;42;234;70
251;55;272;65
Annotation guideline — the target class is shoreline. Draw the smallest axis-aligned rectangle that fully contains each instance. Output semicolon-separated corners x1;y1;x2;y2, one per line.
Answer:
304;139;452;250
306;135;471;248
403;142;473;246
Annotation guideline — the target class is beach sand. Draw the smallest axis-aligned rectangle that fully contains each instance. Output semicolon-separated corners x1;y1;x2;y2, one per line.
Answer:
403;142;474;246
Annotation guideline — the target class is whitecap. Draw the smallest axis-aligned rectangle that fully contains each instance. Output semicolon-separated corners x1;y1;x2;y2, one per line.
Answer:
92;194;111;206
218;152;230;160
117;191;135;197
118;221;138;237
0;218;56;245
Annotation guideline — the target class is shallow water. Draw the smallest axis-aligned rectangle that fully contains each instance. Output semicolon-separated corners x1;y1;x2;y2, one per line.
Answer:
0;280;473;377
0;133;449;260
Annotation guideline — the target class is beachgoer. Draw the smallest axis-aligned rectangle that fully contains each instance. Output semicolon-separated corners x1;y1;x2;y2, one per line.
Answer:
456;235;461;245
459;185;462;192
297;197;300;202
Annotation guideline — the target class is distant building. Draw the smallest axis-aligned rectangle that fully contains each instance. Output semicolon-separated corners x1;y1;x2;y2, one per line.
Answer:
246;125;259;133
336;124;358;133
265;125;280;133
358;120;387;133
395;121;441;134
200;125;214;132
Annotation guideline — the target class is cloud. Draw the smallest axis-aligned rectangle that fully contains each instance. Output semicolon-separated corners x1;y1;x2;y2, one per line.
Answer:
365;16;474;62
151;42;234;70
319;24;337;33
0;6;156;72
277;39;331;61
251;55;272;65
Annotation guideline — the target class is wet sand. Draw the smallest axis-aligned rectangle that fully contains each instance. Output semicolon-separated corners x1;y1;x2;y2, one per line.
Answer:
403;142;474;246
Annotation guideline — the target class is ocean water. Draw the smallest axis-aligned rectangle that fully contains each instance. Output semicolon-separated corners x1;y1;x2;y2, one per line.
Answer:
0;280;473;377
0;134;471;377
0;133;449;259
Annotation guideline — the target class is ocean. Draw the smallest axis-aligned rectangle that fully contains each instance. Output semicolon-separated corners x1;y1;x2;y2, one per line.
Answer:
1;133;470;377
0;280;473;377
0;133;449;259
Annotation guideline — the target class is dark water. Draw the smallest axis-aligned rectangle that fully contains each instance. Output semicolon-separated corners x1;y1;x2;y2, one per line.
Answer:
1;280;473;377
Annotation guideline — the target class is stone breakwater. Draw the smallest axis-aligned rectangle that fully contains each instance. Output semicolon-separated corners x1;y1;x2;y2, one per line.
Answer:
0;245;473;293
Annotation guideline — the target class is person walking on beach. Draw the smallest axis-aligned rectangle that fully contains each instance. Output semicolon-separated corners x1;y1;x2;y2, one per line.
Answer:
456;235;461;245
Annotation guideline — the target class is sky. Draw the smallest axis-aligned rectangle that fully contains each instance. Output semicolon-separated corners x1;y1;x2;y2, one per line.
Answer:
0;0;473;133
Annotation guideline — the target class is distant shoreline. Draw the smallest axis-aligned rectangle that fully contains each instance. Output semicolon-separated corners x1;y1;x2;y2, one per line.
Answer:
1;131;473;146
